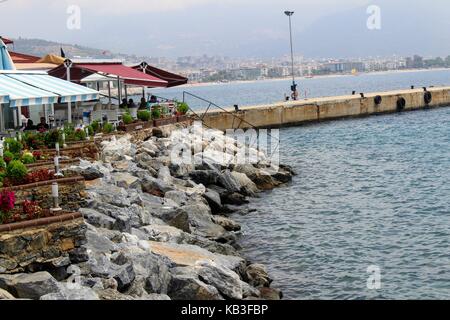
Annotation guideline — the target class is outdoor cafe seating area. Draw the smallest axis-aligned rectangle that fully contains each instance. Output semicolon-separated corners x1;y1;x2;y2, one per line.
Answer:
0;37;189;137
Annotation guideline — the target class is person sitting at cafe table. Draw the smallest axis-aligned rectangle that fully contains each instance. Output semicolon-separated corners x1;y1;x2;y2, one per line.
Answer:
149;95;158;103
36;117;50;132
128;99;137;109
139;97;148;110
120;98;128;109
24;119;35;131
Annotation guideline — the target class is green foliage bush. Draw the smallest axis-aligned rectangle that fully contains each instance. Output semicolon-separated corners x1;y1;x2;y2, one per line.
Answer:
151;107;161;119
0;158;6;170
44;129;60;148
103;123;114;134
21;154;35;164
123;113;133;125
24;133;45;150
91;120;100;133
3;151;14;164
177;102;189;114
6;160;28;185
74;129;87;141
137;110;151;122
87;125;94;136
5;138;23;155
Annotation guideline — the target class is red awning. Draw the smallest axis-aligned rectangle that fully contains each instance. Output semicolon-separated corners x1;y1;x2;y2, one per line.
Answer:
1;37;14;45
48;62;168;88
133;62;188;88
10;51;41;64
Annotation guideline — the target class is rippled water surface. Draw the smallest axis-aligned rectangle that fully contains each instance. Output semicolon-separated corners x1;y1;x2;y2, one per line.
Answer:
234;109;450;299
156;70;450;299
152;69;450;109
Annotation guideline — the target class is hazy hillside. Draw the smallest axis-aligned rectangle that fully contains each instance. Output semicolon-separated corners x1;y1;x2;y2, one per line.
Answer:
11;37;143;63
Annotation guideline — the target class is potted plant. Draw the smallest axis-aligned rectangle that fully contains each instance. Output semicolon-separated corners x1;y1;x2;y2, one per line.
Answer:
137;110;151;122
176;102;189;115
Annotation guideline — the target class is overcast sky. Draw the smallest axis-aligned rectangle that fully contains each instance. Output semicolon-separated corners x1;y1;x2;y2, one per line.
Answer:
1;0;449;58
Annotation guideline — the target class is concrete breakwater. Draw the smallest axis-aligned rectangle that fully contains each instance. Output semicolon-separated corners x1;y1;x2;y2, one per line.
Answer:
202;86;450;130
0;124;293;300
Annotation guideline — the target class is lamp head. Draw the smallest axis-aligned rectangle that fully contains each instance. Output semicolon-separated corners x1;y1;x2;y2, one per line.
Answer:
284;11;294;16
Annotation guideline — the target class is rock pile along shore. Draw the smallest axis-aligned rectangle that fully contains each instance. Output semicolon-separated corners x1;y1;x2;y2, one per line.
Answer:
0;124;294;300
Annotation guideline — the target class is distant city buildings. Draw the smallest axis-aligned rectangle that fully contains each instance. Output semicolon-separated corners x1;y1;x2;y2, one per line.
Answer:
158;53;447;83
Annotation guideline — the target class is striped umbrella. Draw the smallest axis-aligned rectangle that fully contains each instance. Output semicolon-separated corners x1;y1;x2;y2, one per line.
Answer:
0;39;16;70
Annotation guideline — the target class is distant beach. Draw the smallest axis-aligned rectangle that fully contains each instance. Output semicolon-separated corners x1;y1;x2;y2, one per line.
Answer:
179;67;450;89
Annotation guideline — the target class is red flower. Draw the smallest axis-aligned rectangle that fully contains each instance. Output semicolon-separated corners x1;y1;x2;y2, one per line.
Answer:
23;200;42;220
0;190;15;213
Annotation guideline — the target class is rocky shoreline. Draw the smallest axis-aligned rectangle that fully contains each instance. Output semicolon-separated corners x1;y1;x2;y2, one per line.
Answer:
0;124;294;300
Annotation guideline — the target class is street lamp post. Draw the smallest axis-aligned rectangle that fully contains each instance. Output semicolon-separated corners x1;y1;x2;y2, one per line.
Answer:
284;10;298;100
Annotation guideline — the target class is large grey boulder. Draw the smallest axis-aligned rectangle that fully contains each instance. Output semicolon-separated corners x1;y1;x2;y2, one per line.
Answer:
89;184;132;208
244;264;272;288
116;249;172;295
212;216;241;232
168;267;223;300
141;176;174;196
164;190;189;206
195;260;243;300
202;188;223;214
230;171;259;196
156;207;191;233
84;228;118;254
68;160;109;181
89;201;142;232
101;135;135;163
218;170;241;193
181;203;227;239
0;272;61;299
89;255;135;292
189;170;220;186
40;284;100;300
141;224;184;243
80;208;116;230
78;166;104;181
113;172;141;189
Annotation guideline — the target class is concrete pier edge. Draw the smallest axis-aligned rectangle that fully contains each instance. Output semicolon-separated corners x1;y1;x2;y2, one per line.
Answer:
201;86;450;130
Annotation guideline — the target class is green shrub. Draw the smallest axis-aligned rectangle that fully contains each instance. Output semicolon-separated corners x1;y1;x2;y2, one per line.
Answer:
44;129;60;148
86;125;94;136
103;123;114;134
123;113;133;125
24;132;45;150
177;102;189;114
151;107;161;119
0;158;6;170
5;138;23;155
137;110;151;122
91;120;100;133
6;160;28;185
3;151;14;164
21;153;35;164
74;129;87;141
